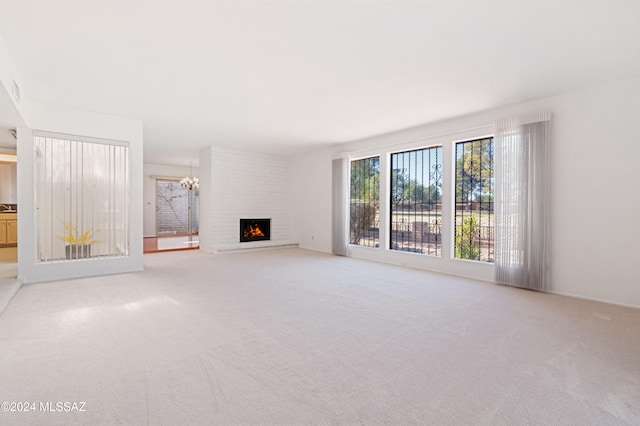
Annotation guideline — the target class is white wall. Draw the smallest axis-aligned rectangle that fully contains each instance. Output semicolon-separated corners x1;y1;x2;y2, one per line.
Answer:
199;146;295;252
17;102;144;283
0;162;17;203
198;148;213;252
0;34;26;124
0;34;27;148
143;163;199;237
291;146;333;253
292;77;640;308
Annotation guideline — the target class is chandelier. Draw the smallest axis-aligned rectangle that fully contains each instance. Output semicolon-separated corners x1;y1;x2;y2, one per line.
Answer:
180;162;199;190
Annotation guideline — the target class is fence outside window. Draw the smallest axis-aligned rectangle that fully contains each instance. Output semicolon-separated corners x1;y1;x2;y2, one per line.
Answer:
349;156;380;248
390;146;443;256
454;137;494;262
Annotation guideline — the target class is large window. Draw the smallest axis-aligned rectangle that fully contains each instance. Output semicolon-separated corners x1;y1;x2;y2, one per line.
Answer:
156;179;199;235
390;146;442;255
34;134;130;262
349;156;379;247
454;137;494;262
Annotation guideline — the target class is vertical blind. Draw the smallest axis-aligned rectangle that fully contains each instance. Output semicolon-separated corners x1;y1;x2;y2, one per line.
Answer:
494;111;551;290
331;158;348;255
34;133;130;262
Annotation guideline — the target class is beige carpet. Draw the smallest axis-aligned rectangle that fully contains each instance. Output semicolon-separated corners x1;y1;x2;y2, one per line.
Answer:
0;248;638;425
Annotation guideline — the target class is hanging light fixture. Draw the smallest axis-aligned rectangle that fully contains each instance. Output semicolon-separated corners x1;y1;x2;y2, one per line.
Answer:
180;161;199;190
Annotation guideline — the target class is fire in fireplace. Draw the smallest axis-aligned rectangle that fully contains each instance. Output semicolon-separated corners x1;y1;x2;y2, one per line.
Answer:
240;219;271;242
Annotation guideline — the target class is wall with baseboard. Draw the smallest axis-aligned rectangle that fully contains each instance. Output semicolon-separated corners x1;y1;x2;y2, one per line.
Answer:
292;77;640;308
199;146;296;252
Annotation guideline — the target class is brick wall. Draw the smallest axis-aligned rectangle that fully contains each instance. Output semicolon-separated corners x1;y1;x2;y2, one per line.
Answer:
199;146;293;251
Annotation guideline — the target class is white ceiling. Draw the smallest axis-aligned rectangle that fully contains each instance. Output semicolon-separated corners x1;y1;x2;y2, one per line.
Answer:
1;0;639;165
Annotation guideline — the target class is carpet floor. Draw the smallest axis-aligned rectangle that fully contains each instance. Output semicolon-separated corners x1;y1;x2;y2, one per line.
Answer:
0;248;639;425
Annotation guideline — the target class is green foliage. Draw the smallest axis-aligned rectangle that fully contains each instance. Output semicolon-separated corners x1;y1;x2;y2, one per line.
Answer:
455;216;480;260
351;157;380;203
455;139;493;203
391;169;441;206
350;202;377;245
407;183;441;204
350;157;380;245
390;168;407;205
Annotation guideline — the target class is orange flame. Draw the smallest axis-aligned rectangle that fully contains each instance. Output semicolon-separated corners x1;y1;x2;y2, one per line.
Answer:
243;224;265;238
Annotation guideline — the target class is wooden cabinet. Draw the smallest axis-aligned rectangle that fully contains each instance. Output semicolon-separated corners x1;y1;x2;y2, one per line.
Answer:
0;214;17;245
7;220;17;244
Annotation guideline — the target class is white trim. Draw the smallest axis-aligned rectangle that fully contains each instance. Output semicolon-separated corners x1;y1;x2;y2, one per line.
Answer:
349;152;380;162
548;290;640;310
350;124;493;158
19;117;144;284
388;141;444;156
33;130;129;147
346;125;497;281
451;133;494;145
150;175;181;181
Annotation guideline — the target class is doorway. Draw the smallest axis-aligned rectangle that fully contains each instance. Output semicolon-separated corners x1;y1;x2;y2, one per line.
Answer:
0;152;17;278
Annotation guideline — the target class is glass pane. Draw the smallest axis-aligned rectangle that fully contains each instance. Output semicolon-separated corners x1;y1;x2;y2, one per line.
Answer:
156;180;199;235
34;135;129;262
454;137;494;262
349;156;380;248
390;146;442;255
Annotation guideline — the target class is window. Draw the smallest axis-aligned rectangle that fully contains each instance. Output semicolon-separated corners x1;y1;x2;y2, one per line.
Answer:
454;137;494;262
34;134;129;262
390;146;442;255
349;156;380;247
156;179;199;235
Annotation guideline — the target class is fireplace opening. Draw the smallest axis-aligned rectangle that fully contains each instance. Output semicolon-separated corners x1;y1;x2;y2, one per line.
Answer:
240;219;271;243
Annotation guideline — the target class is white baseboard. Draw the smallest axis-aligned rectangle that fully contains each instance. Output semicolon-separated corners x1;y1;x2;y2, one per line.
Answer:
548;290;640;310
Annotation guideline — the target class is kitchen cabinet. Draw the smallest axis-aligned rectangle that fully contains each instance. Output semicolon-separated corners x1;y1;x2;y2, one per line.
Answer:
7;220;17;244
0;213;17;246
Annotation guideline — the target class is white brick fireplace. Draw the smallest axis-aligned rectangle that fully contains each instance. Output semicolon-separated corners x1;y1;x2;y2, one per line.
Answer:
198;146;295;252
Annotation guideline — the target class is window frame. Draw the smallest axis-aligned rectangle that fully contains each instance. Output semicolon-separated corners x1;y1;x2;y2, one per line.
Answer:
453;136;495;263
33;131;130;263
388;145;443;257
345;128;496;281
155;178;199;236
348;155;381;249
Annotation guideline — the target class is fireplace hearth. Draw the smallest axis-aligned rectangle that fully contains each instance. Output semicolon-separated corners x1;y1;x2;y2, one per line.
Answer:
240;218;271;243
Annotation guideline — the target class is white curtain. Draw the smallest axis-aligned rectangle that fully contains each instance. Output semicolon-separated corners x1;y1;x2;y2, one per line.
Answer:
494;111;551;290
